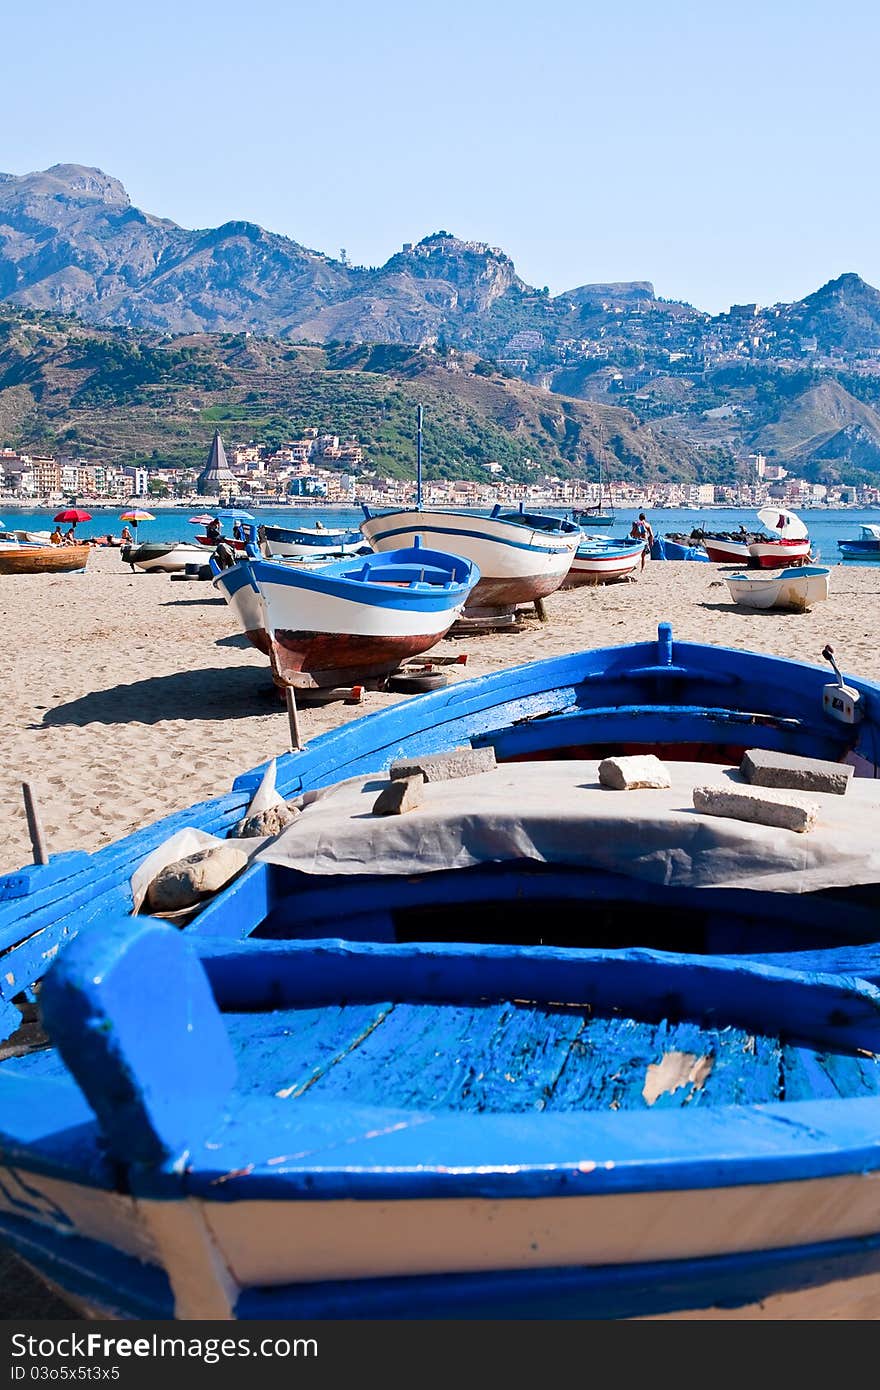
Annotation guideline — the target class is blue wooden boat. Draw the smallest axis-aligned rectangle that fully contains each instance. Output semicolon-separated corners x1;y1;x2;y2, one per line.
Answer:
1;624;878;1047
5;919;880;1318
212;544;480;685
838;524;880;558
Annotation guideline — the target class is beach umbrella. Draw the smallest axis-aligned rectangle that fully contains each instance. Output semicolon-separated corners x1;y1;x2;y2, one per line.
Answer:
53;507;92;536
756;506;808;540
188;514;215;526
214;508;256;526
120;508;155;535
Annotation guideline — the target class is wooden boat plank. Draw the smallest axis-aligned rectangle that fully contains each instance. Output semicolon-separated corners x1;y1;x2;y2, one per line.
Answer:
224;1003;394;1100
781;1044;880;1104
293;1001;588;1113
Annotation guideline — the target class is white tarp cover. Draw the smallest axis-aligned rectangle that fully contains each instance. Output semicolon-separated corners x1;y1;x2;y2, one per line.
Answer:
257;760;880;894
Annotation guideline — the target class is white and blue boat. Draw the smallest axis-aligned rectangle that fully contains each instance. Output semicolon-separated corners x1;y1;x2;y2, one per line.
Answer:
361;503;580;614
212;544;479;687
359;406;579;614
5;923;880;1318
838;524;880;558
260;522;364;561
726;565;831;612
562;535;646;586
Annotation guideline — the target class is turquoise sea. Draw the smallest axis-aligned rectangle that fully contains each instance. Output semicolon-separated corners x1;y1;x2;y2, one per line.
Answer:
3;501;879;564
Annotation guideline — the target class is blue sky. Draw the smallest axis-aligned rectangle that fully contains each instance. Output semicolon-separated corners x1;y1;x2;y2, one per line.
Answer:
4;0;878;312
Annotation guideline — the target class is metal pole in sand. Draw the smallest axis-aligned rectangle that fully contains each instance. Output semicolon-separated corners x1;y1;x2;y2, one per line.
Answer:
284;686;304;752
21;782;49;865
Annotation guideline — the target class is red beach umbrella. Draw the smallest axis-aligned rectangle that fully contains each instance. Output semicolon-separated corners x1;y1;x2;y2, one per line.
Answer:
53;508;92;537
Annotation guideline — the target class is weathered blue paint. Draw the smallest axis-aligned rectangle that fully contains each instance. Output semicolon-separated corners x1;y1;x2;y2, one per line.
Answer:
39;916;236;1164
8;926;880;1315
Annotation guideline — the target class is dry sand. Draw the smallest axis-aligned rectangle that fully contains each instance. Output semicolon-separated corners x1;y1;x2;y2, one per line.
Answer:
1;548;878;878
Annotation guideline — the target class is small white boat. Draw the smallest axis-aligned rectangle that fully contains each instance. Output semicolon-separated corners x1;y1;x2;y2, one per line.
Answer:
748;508;812;569
121;541;209;573
561;537;645;587
260;522;364;560
725;565;831;612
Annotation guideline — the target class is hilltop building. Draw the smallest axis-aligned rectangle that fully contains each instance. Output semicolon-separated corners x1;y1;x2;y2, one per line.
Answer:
197;431;236;496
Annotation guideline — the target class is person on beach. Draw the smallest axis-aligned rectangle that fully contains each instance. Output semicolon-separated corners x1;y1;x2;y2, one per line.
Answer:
120;526;133;545
50;527;63;545
63;526;76;545
206;517;222;544
630;512;654;570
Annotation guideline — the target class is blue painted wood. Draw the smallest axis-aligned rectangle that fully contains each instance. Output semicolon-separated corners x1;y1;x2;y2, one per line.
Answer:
38;917;236;1164
196;937;880;1055
0;1211;174;1320
0;852;92;903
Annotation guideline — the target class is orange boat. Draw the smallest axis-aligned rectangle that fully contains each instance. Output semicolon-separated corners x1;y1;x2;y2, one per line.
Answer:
0;543;91;575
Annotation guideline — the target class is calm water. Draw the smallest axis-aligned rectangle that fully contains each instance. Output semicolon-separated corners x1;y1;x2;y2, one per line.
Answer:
3;502;879;564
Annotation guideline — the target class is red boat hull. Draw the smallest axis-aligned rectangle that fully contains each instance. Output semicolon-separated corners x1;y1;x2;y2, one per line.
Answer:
271;628;451;688
748;538;811;569
703;540;750;563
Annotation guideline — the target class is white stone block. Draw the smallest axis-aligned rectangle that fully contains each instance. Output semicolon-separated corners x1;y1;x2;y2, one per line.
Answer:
693;785;818;833
598;755;672;790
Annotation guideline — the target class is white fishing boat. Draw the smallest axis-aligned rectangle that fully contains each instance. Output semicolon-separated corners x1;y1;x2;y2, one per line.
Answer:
213;543;480;685
260;522;364;560
725;565;831;612
360;407;580;615
121;541;209;573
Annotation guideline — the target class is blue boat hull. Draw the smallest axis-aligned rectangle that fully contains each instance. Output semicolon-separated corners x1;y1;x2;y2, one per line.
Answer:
5;925;880;1318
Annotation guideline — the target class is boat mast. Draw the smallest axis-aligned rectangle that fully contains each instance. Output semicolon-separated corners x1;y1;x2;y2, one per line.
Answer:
416;403;423;510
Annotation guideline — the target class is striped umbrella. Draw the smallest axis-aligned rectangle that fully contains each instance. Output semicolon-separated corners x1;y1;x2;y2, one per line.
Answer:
120;508;156;535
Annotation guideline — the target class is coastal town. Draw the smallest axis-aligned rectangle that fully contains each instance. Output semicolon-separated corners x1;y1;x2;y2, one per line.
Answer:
1;431;878;510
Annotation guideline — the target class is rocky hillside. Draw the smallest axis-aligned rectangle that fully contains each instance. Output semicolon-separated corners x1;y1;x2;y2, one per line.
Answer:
0;165;697;351
0;306;721;482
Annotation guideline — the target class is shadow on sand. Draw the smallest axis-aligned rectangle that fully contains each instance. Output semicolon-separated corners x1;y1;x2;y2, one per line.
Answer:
40;666;275;727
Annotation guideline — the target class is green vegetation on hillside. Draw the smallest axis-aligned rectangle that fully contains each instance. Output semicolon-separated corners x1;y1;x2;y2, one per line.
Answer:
0;307;721;483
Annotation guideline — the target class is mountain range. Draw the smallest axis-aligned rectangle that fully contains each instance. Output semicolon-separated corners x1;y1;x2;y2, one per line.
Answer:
4;164;880;480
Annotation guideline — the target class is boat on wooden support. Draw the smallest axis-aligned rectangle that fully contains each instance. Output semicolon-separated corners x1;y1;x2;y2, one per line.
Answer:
360;503;579;614
726;565;831;612
121;540;209;573
360;407;579;615
748;508;812;569
214;544;480;687
5;921;880;1319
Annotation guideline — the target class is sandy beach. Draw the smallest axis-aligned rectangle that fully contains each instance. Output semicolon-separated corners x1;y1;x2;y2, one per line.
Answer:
1;548;878;879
